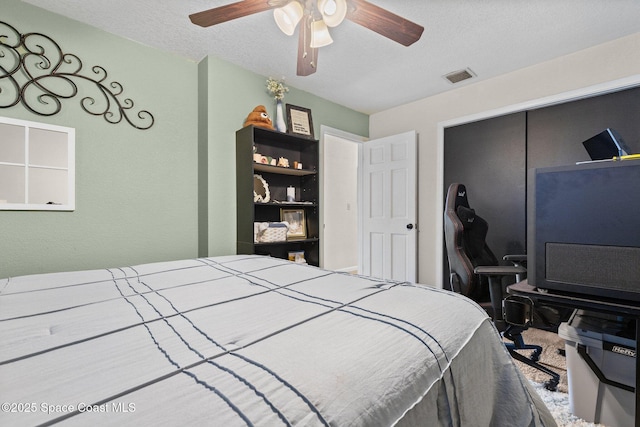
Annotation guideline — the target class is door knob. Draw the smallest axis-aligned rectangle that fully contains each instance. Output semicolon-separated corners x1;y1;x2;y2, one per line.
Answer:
406;223;414;230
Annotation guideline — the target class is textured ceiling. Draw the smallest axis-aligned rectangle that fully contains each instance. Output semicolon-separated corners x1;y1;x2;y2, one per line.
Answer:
22;0;640;114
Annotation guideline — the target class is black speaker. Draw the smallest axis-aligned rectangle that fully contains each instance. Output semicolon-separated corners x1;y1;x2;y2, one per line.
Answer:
545;243;640;299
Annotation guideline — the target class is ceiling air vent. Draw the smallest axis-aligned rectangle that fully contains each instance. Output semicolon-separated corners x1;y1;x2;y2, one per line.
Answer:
443;68;476;84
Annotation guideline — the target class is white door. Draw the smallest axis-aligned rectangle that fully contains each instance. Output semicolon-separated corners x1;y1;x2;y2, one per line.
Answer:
361;131;417;282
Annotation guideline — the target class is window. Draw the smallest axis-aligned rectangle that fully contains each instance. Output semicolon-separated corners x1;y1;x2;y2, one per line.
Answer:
0;117;75;211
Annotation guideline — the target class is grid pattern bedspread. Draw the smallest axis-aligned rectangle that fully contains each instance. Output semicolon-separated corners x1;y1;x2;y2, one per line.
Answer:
0;255;555;426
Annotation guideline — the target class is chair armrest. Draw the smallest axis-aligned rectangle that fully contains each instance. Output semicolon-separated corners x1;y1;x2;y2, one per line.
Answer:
474;265;526;276
475;265;527;325
473;265;527;322
503;254;527;263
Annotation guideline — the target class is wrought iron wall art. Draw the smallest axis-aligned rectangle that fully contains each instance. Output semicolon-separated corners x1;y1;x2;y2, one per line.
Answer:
0;21;154;130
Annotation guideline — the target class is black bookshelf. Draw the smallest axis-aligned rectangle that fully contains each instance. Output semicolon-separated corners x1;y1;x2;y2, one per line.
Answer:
236;126;320;266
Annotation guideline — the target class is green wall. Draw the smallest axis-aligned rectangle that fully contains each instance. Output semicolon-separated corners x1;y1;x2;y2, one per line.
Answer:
1;0;368;278
1;0;200;278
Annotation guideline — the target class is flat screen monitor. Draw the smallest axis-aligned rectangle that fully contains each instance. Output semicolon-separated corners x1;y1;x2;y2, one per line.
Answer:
527;160;640;301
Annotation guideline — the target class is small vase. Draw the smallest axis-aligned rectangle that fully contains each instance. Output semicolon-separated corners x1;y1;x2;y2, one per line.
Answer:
275;100;287;132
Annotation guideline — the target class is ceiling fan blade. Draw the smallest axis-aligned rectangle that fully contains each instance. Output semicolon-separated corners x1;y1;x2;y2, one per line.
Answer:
189;0;276;27
297;17;318;76
346;0;424;46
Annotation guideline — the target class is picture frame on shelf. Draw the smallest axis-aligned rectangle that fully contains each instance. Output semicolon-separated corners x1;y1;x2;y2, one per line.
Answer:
285;104;314;139
281;208;306;239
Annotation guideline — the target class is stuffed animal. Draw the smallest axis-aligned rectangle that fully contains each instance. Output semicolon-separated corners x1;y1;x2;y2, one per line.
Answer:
243;105;274;130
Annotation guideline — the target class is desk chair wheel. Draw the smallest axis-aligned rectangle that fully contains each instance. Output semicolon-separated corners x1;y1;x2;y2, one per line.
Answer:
543;377;559;392
529;348;541;363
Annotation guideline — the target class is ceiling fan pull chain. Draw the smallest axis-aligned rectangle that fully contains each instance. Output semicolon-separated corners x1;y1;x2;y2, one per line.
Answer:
303;14;310;58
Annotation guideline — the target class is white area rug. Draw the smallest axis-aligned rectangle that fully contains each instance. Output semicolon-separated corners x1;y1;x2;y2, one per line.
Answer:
530;381;606;427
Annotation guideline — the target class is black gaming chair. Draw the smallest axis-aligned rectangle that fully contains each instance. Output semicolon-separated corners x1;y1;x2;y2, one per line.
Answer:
444;183;560;391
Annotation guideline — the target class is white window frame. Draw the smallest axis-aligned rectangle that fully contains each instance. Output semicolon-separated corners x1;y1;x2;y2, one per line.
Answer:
0;116;75;211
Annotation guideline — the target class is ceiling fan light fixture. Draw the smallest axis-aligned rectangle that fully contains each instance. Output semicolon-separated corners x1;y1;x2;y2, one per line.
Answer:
310;19;333;48
318;0;347;27
274;1;304;36
190;0;425;77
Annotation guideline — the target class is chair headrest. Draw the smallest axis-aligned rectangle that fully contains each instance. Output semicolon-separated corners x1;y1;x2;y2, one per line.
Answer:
446;183;470;213
454;184;470;209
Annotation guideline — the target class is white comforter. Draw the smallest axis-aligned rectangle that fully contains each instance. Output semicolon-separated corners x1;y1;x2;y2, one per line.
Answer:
0;255;555;426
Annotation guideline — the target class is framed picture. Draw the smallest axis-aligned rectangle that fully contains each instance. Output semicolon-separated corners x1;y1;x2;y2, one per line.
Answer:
281;208;306;239
285;104;314;139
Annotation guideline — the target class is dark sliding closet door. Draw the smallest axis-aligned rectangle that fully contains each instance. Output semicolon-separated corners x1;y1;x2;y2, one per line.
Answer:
443;112;527;288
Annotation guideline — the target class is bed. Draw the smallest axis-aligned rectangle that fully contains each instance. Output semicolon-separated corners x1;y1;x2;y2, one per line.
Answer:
0;255;555;426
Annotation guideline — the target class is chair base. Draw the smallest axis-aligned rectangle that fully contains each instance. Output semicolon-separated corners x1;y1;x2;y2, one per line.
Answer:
504;328;561;391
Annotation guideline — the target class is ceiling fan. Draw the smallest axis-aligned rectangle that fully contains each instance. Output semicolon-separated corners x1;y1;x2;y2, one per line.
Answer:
189;0;424;76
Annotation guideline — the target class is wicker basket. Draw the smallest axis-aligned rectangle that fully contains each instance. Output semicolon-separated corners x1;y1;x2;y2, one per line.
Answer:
255;222;288;243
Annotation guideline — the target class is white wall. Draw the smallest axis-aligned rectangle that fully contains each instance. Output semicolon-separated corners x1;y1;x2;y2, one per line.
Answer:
369;32;640;286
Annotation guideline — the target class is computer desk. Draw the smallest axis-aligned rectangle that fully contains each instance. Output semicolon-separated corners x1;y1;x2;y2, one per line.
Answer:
508;281;640;427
